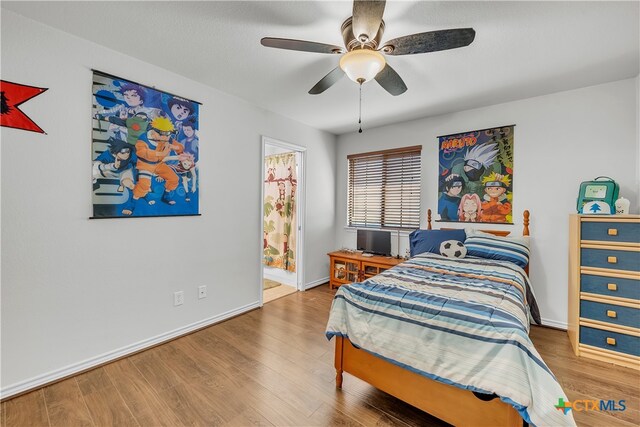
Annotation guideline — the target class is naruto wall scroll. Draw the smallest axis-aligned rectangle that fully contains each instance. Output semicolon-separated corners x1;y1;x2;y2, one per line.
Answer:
438;125;514;224
91;71;200;218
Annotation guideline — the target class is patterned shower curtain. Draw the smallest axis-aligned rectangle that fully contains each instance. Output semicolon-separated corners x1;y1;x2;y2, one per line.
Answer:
263;153;297;272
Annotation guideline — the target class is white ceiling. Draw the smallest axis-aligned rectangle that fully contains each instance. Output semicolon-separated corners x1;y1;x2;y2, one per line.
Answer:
3;1;639;135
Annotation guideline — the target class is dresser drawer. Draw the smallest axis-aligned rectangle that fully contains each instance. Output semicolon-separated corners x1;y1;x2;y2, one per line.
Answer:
581;248;640;272
581;221;640;244
580;300;640;328
580;326;640;357
581;274;640;300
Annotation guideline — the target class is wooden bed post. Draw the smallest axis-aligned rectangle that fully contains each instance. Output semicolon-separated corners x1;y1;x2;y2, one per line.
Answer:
427;209;432;230
335;337;344;389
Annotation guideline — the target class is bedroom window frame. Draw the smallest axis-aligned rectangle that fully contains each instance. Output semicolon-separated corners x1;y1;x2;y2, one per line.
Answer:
347;145;422;230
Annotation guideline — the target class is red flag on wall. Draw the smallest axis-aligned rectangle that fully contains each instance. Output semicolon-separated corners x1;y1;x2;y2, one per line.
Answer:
1;80;48;134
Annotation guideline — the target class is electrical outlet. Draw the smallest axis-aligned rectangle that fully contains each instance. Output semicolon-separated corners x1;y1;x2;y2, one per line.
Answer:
198;285;207;299
174;291;184;306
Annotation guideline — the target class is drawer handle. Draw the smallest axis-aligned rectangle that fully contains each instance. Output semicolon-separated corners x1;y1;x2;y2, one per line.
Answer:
607;310;617;318
607;283;618;291
607;256;617;264
606;337;616;346
607;228;618;236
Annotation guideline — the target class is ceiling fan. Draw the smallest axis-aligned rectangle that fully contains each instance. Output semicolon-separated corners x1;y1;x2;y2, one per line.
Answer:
261;0;476;97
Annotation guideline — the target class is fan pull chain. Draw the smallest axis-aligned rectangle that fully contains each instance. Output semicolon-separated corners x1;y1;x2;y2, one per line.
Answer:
357;78;364;133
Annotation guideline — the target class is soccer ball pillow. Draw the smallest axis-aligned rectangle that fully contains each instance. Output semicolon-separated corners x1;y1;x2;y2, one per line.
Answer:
439;240;467;259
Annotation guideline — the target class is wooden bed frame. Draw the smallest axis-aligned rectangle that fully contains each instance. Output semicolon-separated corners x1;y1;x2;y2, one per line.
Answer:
334;210;530;427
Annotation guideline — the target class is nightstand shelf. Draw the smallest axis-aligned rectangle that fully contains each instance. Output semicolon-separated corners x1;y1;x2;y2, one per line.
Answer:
328;251;405;290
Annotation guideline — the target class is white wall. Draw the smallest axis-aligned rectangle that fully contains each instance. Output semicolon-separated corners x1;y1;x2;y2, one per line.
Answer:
264;144;294;156
0;10;335;396
335;77;639;329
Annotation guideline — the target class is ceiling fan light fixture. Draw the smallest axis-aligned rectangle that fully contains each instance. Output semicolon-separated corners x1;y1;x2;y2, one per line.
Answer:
339;49;386;84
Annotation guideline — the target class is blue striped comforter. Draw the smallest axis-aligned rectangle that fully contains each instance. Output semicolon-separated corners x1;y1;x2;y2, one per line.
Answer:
326;253;576;427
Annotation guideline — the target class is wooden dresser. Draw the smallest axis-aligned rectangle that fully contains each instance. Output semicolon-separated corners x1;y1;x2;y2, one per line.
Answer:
568;214;640;369
328;251;405;290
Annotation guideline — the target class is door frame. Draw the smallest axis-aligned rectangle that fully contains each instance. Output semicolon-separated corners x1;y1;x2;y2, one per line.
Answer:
259;136;306;306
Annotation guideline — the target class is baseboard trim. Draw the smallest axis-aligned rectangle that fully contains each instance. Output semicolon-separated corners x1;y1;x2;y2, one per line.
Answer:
1;301;261;400
540;318;568;330
304;276;329;290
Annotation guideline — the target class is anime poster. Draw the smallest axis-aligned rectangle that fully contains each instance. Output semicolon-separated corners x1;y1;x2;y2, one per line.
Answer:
91;71;199;218
438;125;514;224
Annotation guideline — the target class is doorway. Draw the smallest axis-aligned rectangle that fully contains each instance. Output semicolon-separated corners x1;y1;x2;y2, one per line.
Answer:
260;136;305;305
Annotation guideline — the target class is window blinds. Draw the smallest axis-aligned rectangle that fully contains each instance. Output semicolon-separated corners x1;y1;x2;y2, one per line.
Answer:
347;145;422;229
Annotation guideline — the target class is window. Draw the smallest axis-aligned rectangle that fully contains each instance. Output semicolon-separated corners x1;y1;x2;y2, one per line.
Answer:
347;145;422;229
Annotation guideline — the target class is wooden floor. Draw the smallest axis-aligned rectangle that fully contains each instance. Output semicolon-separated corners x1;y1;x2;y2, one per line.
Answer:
2;284;639;427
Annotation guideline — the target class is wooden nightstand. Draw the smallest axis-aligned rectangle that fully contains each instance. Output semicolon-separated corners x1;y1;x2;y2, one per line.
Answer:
328;251;405;290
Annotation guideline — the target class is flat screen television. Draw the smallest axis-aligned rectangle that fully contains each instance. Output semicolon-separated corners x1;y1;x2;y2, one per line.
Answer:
357;229;391;256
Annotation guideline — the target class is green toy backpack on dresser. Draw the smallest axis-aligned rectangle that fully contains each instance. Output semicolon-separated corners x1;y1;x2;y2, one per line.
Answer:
577;176;619;214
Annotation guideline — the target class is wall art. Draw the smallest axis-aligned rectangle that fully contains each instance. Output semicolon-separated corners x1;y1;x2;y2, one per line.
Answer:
92;71;200;218
438;125;514;223
1;80;48;134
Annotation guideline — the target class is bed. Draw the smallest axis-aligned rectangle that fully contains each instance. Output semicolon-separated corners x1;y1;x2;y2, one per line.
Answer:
326;210;576;427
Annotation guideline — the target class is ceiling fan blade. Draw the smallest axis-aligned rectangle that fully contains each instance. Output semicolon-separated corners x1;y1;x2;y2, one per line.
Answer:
261;37;344;54
382;28;476;56
309;67;345;95
352;0;386;43
374;64;407;96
